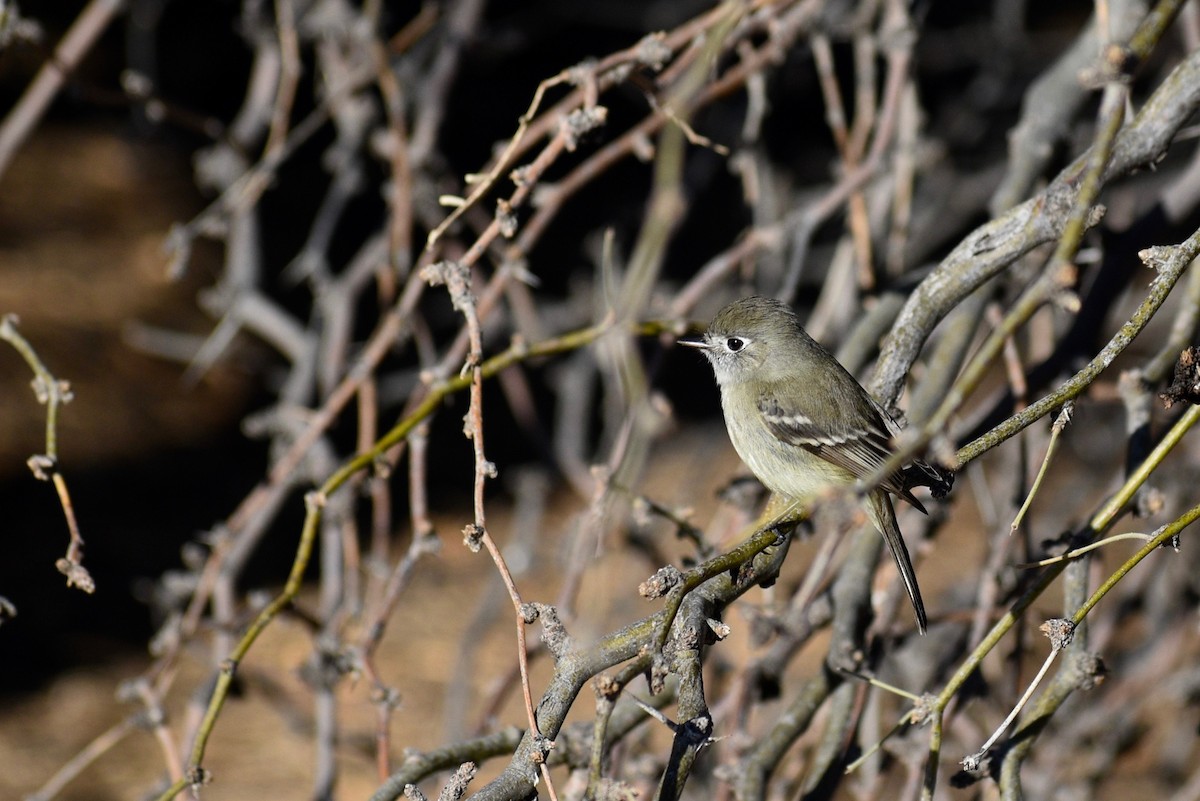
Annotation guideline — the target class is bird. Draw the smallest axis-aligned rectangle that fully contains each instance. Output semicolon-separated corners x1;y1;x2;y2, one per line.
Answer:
681;295;948;634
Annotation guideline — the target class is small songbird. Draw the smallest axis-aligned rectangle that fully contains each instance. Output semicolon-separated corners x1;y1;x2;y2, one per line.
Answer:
681;296;947;634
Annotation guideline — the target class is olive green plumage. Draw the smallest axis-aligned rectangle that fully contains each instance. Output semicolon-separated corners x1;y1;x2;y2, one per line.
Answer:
683;296;939;634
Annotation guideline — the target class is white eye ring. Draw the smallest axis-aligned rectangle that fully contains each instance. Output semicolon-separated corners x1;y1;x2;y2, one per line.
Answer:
725;337;747;352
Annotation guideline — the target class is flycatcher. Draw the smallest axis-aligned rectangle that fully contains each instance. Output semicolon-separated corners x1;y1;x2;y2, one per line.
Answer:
682;295;947;634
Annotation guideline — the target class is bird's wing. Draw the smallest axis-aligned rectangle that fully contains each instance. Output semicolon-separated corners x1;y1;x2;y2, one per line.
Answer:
757;390;925;512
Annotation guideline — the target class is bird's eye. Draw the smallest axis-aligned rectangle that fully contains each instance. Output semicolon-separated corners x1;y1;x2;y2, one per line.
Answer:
726;337;745;352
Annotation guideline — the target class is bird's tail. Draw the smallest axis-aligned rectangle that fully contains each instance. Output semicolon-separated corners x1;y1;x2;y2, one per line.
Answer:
869;491;927;634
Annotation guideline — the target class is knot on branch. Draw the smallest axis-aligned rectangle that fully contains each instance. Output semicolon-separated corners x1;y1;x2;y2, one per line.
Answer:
462;523;485;553
594;673;620;701
509;163;534;187
564;57;598;84
639;565;682;599
560;106;608;151
496;199;517;238
955;752;990;780
304;490;327;513
55;557;94;594
420;260;475;313
186;765;212;790
31;375;72;405
1039;618;1075;651
1138;243;1174;272
635;32;672;70
529;733;555;765
26;453;56;481
524;602;572;659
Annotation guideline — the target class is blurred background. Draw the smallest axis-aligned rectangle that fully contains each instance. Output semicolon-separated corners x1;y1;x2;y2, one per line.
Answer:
2;1;1200;800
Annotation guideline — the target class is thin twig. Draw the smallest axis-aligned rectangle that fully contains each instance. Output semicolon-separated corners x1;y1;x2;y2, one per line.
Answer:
1010;402;1074;533
0;315;91;593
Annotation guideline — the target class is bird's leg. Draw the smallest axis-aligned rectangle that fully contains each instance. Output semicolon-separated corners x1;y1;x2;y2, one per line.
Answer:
758;494;807;543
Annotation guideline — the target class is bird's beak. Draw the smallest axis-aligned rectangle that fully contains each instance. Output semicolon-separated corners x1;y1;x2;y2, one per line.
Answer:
678;334;709;349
